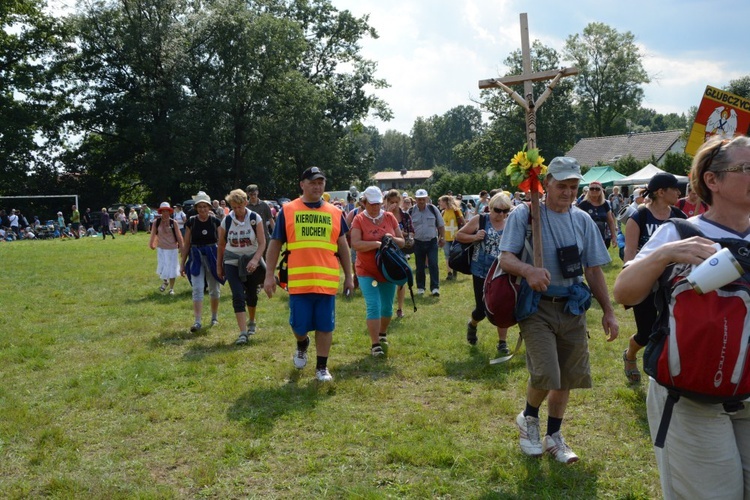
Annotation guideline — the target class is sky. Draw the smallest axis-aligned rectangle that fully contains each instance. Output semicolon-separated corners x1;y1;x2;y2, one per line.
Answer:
331;0;749;134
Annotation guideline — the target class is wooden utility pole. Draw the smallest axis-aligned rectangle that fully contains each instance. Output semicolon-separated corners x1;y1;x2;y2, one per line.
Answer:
479;13;577;267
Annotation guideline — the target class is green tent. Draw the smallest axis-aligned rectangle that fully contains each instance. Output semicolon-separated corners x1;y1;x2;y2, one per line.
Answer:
580;166;625;188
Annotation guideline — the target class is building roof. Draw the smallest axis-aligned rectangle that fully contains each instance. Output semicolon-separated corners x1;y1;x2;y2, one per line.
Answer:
566;130;684;167
371;169;433;181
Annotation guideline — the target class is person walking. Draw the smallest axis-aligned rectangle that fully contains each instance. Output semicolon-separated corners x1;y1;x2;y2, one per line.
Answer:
385;189;414;318
217;189;267;345
410;189;445;296
350;186;404;356
263;167;354;382
99;207;115;239
576;181;617;248
181;191;223;332
149;202;183;295
621;173;686;383
455;192;512;355
614;135;750;499
245;183;276;246
128;207;139;235
500;156;619;463
70;205;81;239
438;194;464;281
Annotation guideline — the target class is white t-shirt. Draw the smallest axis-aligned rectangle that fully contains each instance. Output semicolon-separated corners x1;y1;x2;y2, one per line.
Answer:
223;210;260;266
174;210;187;229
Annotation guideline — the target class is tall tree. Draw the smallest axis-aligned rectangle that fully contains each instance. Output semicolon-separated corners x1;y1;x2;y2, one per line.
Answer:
564;23;649;137
726;76;750;99
0;0;71;194
375;129;411;171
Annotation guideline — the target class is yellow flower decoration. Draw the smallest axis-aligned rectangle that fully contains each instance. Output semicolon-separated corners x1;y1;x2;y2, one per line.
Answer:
505;145;547;191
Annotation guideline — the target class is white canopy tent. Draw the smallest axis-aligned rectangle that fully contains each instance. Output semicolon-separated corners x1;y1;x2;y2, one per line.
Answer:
613;164;688;186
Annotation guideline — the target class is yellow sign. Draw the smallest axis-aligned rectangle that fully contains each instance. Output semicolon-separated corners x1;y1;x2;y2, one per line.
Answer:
686;85;750;156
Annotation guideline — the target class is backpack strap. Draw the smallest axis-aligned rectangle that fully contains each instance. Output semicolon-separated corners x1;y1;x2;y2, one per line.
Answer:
654;390;680;448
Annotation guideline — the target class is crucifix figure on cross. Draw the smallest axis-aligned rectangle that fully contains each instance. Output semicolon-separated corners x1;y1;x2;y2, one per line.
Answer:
478;13;578;267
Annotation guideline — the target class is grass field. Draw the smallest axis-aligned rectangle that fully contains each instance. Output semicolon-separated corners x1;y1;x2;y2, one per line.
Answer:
0;233;660;499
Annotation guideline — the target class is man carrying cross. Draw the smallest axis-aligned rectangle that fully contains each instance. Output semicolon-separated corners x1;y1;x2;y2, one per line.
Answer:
499;157;619;463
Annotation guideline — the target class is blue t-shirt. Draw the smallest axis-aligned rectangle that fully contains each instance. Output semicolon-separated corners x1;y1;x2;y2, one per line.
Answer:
271;199;349;243
500;203;611;287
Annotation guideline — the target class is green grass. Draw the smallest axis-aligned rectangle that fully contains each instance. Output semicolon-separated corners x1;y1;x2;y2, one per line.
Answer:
0;234;659;498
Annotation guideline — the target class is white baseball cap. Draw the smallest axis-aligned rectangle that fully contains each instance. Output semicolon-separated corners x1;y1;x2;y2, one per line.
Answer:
415;189;429;198
363;186;383;204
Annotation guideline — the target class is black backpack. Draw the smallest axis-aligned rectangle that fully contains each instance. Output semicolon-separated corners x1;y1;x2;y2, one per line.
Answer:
376;235;417;312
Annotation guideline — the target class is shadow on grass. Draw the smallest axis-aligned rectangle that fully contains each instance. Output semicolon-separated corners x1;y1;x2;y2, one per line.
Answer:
334;353;399;381
227;375;334;435
479;457;600;498
442;343;526;383
615;382;650;435
148;328;211;348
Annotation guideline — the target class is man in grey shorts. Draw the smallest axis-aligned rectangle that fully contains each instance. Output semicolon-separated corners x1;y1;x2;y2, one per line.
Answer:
499;156;619;463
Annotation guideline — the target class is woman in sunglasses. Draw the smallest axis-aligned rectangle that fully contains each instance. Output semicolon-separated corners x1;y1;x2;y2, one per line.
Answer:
454;192;513;356
576;181;617;248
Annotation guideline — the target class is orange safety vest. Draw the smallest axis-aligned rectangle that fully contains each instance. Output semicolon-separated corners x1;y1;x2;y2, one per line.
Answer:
283;198;342;295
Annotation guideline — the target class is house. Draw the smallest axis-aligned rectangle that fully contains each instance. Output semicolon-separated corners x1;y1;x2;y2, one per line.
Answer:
566;130;686;167
371;169;433;192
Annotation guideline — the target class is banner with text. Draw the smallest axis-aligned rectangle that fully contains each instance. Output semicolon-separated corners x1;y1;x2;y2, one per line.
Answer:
686;85;750;156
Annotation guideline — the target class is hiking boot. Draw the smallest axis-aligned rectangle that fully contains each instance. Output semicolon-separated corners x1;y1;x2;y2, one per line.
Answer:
247;321;257;335
293;348;308;369
516;412;543;457
466;322;478;346
235;333;248;345
190;322;201;333
543;431;579;464
497;341;510;356
315;368;333;382
371;345;385;357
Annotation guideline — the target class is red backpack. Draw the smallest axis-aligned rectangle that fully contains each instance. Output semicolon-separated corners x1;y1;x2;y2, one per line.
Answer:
644;219;750;448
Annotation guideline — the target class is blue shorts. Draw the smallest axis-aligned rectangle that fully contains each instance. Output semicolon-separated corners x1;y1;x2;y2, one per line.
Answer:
289;293;336;335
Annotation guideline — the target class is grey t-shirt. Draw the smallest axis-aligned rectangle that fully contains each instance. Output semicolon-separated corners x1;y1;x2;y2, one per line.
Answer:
410;203;444;241
500;203;611;287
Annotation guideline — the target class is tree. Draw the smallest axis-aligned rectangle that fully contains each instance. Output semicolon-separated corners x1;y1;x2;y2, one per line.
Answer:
0;0;71;194
375;129;411;171
726;76;750;99
564;23;650;137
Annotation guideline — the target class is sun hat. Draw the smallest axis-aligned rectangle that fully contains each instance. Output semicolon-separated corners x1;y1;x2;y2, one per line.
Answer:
300;166;326;181
415;189;429;198
363;186;383;204
157;202;173;213
548;157;584;181
402;192;409;198
57;211;62;215
192;191;212;206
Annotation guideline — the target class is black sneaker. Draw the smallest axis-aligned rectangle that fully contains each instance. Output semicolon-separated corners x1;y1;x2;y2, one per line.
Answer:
497;341;510;356
466;321;478;345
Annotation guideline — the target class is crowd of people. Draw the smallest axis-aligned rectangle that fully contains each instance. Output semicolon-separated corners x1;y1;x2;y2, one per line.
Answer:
7;138;749;497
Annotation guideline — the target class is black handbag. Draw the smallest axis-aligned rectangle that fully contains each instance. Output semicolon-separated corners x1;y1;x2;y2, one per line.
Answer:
448;240;475;275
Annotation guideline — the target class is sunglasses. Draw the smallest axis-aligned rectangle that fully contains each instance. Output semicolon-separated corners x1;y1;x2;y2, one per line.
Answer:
718;163;750;174
492;208;510;214
589;187;601;191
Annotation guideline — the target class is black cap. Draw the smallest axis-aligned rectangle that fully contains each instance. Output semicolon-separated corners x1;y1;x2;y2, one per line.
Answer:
644;173;678;197
300;166;326;181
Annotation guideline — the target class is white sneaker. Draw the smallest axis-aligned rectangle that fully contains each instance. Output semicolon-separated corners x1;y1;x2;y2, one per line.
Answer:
417;288;425;295
210;318;219;327
516;412;543;457
315;368;333;382
543;431;579;463
293;349;308;369
431;288;440;297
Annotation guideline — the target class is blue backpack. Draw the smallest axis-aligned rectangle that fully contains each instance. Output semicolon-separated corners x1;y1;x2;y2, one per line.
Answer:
376;235;417;312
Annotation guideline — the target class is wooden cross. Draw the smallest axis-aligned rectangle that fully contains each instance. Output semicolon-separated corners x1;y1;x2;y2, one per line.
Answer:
478;13;578;267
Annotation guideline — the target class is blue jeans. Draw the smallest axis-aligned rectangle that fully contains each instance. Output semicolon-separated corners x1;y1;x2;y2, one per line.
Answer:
414;238;439;291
